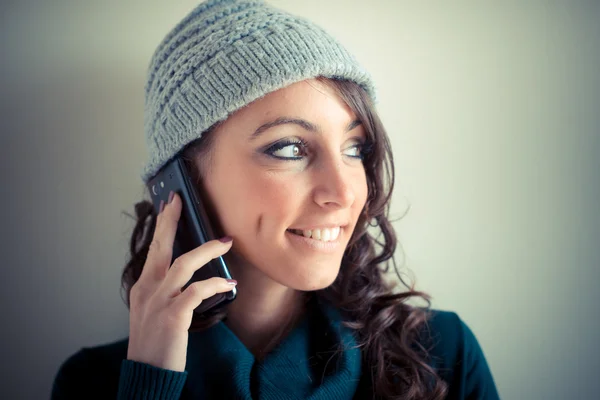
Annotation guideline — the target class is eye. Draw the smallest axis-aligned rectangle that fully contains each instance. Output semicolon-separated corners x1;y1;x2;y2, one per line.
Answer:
344;140;373;160
344;144;363;159
264;138;373;161
264;139;308;160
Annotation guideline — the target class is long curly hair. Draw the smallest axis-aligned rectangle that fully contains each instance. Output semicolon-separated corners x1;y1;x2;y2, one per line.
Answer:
121;77;449;399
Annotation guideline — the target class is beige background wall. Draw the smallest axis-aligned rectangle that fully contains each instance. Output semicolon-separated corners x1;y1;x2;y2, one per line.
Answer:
1;1;598;399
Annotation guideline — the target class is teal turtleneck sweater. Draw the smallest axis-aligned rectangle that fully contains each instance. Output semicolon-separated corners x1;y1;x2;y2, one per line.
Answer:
51;298;499;399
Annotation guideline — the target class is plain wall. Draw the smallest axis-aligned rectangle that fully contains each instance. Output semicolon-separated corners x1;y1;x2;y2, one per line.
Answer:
1;1;598;399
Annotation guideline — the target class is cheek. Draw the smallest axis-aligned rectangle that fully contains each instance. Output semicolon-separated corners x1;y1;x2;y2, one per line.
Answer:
349;168;369;214
355;169;368;199
208;165;299;235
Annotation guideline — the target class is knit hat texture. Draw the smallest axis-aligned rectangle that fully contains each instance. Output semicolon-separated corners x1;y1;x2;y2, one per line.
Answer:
141;0;377;182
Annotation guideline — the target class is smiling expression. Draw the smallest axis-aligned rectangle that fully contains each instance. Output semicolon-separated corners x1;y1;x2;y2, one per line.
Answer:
194;78;370;291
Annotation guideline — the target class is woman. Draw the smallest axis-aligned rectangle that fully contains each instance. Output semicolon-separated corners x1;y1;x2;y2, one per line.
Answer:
52;0;499;399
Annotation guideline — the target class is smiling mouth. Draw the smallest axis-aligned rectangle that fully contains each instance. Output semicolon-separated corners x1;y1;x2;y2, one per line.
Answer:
286;227;342;242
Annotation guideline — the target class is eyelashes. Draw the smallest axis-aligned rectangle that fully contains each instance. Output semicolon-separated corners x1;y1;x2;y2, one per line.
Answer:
264;138;309;160
263;138;373;161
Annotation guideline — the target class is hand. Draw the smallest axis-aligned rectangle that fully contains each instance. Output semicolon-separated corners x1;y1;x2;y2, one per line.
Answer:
126;191;236;372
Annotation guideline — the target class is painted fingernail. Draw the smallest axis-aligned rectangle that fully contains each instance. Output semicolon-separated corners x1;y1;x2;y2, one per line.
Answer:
219;236;233;243
159;200;165;213
168;190;175;204
226;279;237;285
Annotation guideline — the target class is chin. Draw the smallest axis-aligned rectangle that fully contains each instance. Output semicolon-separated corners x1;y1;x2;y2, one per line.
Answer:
281;265;341;292
228;239;345;290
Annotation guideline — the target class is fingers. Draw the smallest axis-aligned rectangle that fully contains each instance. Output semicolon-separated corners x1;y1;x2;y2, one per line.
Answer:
171;277;237;315
158;238;233;298
141;191;182;283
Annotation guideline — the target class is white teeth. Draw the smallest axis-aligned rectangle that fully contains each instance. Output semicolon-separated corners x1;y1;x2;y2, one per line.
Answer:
291;227;341;242
331;226;340;240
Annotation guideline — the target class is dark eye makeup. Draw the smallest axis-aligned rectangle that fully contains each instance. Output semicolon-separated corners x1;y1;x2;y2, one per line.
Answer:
263;137;373;161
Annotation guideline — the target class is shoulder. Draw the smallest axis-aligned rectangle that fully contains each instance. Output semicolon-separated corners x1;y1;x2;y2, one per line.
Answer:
57;336;129;373
51;337;129;399
415;308;500;399
417;309;465;367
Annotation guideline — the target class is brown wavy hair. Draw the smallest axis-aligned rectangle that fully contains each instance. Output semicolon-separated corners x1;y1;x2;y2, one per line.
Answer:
121;77;448;399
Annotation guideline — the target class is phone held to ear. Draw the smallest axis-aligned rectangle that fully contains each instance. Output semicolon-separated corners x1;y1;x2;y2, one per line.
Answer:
146;157;237;314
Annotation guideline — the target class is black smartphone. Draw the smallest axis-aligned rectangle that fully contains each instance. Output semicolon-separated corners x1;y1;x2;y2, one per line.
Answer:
146;156;236;314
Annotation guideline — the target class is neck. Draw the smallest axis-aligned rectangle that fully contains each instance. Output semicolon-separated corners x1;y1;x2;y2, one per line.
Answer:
223;254;308;360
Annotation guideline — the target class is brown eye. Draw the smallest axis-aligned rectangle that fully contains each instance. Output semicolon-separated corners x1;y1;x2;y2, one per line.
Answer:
265;139;309;160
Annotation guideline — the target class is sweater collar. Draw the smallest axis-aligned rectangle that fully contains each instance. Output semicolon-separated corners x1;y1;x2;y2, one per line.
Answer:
184;297;362;399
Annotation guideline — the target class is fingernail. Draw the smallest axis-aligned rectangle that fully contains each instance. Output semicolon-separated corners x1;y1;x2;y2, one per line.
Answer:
219;236;233;243
159;200;165;213
226;279;237;285
168;190;175;204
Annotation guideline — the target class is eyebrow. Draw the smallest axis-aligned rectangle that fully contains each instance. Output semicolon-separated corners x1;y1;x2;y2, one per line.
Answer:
249;117;362;140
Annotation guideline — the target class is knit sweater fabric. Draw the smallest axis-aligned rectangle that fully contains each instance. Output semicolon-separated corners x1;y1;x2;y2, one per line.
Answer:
51;298;500;399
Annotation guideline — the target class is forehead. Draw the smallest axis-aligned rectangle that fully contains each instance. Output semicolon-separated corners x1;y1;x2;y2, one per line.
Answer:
220;79;357;129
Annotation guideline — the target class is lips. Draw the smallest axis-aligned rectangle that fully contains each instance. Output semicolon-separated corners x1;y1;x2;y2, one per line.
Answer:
287;226;341;242
285;229;341;253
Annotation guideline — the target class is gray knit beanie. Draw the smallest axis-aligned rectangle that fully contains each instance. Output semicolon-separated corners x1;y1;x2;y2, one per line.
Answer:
141;0;377;182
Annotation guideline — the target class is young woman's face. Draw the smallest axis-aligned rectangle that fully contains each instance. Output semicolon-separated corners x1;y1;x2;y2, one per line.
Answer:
198;79;369;290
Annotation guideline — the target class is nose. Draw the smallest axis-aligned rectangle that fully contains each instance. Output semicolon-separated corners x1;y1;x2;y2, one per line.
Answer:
312;156;356;210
